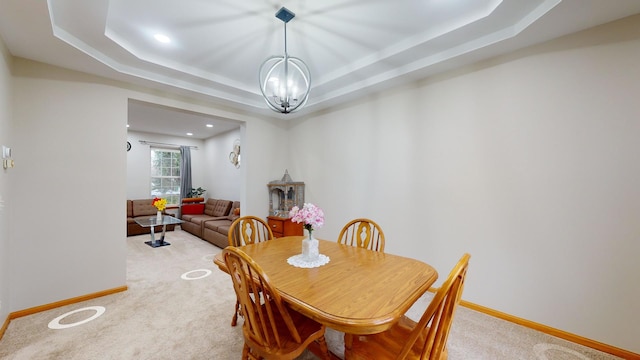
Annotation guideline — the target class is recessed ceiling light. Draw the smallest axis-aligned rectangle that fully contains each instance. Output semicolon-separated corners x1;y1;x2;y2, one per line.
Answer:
126;124;130;128
186;132;193;136
206;124;213;128
154;33;171;43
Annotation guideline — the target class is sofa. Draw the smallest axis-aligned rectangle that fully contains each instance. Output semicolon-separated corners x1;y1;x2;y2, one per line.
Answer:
127;199;176;236
181;198;240;248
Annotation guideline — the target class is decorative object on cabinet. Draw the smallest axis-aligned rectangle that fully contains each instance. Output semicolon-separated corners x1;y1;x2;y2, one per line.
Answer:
267;170;304;217
267;216;303;238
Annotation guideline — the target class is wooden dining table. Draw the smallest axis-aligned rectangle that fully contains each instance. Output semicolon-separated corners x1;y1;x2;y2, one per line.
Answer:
214;236;438;358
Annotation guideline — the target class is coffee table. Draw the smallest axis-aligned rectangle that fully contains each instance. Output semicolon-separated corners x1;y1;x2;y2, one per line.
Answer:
134;215;183;248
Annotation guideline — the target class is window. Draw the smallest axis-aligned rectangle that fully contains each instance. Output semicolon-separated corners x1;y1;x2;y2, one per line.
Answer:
150;148;181;206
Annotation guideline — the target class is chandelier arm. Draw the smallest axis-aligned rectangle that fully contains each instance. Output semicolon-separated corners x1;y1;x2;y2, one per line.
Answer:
288;59;311;89
259;57;284;89
285;62;310;112
259;57;286;112
259;57;283;95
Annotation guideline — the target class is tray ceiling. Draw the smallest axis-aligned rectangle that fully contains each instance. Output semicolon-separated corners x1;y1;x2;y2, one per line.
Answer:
1;0;640;121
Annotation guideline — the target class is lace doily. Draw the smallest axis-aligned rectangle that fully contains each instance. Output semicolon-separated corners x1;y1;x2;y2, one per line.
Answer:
287;254;331;268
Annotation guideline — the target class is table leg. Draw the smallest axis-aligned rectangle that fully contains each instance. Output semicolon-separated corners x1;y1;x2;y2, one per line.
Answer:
150;225;156;244
159;224;167;243
145;224;171;248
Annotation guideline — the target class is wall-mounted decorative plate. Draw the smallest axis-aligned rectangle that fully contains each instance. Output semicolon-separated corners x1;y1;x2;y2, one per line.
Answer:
229;139;240;168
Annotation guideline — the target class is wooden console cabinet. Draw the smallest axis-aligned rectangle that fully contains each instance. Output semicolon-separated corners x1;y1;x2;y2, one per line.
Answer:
267;216;303;238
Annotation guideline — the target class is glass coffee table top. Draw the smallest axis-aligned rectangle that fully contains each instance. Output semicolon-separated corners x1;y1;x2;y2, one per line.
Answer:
134;215;183;227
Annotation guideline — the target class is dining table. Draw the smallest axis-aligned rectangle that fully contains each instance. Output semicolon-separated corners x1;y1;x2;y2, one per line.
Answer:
213;236;438;359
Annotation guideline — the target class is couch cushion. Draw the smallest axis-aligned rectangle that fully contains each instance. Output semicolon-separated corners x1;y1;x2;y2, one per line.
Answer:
214;200;232;216
189;215;213;226
181;214;198;222
131;199;157;217
187;215;226;226
204;199;232;217
216;223;232;234
204;219;231;232
203;199;218;216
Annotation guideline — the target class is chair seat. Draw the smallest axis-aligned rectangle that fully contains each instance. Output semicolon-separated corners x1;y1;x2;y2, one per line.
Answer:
350;316;447;360
244;303;326;360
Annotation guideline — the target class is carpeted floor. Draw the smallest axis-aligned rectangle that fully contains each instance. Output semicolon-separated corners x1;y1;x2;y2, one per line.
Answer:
0;229;624;359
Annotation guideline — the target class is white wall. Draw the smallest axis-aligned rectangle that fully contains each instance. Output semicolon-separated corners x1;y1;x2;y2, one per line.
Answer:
242;117;291;219
126;130;205;200
287;16;640;353
11;60;128;309
203;129;241;201
0;34;13;322
5;58;284;313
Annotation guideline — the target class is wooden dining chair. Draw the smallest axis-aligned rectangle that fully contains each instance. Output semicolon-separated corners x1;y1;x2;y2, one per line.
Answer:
222;246;332;360
337;218;386;252
347;253;471;360
228;215;275;326
228;215;275;247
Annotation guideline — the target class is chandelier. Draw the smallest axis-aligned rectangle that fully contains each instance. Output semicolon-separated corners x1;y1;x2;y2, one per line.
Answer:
259;7;311;114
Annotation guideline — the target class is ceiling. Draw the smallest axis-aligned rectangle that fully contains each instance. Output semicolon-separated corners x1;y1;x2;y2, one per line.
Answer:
1;0;640;137
128;99;242;140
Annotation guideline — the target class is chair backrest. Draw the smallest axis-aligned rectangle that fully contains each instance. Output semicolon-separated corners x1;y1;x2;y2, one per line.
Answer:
337;218;385;252
400;253;470;360
222;246;303;348
228;216;274;247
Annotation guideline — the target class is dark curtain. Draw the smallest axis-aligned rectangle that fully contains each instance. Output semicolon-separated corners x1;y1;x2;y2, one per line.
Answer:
179;146;192;217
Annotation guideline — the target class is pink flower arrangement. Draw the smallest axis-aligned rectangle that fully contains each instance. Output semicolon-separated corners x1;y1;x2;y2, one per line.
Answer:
289;203;324;235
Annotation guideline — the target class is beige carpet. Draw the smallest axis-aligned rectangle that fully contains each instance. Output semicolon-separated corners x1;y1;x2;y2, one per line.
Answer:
0;229;624;359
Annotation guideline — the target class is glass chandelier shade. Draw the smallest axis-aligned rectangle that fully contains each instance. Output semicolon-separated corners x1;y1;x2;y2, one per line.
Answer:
259;8;311;114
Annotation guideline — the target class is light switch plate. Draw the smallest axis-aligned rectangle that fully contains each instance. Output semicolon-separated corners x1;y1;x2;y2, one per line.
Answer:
2;146;10;159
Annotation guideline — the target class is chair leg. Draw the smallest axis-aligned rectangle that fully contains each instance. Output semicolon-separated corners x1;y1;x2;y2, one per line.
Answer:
344;333;354;360
316;335;332;360
231;300;240;326
242;344;261;360
242;343;250;359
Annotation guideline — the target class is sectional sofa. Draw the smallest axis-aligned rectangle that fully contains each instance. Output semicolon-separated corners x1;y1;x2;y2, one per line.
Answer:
126;199;176;236
180;198;240;248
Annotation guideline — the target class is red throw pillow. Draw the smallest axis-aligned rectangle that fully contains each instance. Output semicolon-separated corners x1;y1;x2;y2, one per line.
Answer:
182;204;205;215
